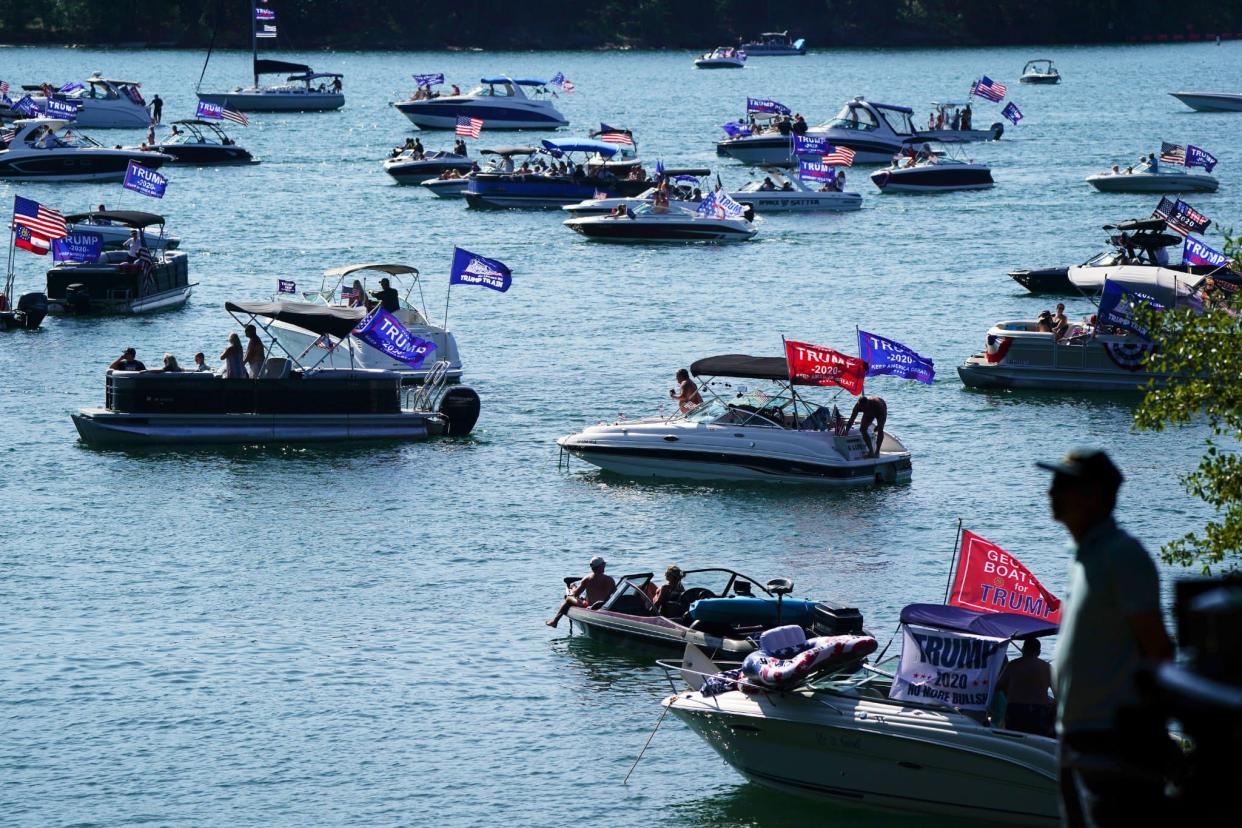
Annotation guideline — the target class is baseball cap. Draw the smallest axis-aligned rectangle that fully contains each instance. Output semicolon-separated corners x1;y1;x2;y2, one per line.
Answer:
1036;449;1123;492
589;555;606;569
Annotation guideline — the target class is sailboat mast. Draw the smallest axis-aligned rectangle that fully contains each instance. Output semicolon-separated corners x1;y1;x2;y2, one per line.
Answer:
251;1;258;88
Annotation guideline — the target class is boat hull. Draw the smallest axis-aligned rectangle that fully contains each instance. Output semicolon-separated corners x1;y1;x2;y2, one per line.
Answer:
72;410;442;446
1086;171;1218;193
2;99;151;129
566;607;757;656
394;100;567;130
0;150;170;182
1008;267;1073;294
564;217;755;243
1169;91;1242;112
871;166;994;192
153;143;257;165
421;178;470;197
383;157;473;183
196;91;344;112
727;190;861;212
1019;75;1061;84
467;176;650;209
695;59;746;69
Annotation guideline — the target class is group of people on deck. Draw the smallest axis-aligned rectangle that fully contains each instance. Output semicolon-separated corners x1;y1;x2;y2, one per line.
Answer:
546;557;686;627
927;103;973;131
741;112;810;136
107;324;265;378
407;82;460;101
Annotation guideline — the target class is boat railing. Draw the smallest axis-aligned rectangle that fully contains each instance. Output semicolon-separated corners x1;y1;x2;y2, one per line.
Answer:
411;359;452;410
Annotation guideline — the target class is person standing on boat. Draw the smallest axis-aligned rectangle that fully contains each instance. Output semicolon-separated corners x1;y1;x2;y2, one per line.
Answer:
331;77;342;93
961;104;972;130
1038;449;1173;827
845;396;887;458
109;347;146;372
996;638;1055;736
546;556;616;627
149;94;163;124
220;333;245;378
371;278;400;313
669;368;702;413
243;325;265;379
123;230;144;262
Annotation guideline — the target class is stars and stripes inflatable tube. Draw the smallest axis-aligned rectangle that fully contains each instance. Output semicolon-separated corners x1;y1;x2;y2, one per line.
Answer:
985;334;1014;364
740;634;878;691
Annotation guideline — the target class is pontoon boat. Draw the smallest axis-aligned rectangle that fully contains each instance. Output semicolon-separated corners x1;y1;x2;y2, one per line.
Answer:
395;76;568;130
65;209;181;251
737;32;806;56
1019;60;1061;84
0;118;171;182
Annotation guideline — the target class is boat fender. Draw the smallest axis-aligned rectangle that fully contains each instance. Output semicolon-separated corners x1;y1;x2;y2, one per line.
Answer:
990;122;1004;140
740;634;878;691
436;385;481;436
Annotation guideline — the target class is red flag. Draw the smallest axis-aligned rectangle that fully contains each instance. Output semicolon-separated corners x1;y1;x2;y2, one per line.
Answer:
13;224;49;255
947;530;1061;623
783;339;866;395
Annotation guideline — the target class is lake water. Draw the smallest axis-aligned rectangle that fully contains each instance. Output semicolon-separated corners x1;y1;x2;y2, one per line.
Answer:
2;41;1238;826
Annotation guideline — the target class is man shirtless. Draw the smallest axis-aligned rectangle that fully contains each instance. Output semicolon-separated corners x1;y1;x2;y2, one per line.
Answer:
845;395;888;458
546;556;616;627
669;368;702;413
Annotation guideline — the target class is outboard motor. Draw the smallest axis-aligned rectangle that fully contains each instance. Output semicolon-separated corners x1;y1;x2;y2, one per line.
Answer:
16;292;48;329
740;202;755;222
63;283;92;315
436;385;481;436
990;122;1004;140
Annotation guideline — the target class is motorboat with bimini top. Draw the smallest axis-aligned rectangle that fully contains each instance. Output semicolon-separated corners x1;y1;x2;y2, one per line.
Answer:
663;604;1059;823
46;211;191;315
0;118;171;182
695;47;747;69
383;146;473;184
959;269;1205;392
919;101;1004;142
563;201;757;243
66;208;180;251
150;120;256;165
71;305;480;446
558;355;912;485
395;76;568;130
1086;161;1217;193
261;263;463;385
871;142;994;193
563;567;863;657
1020;59;1061;84
729;167;861;212
809;97;919;164
1008;217;1222;294
738;31;806;56
1;75;153;129
562;168;710;214
1169;91;1242;112
465;138;649;209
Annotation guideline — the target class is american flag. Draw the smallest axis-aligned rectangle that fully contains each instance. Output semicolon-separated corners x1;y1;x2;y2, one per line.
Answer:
455;115;483;138
971;76;1007;103
550;72;575;94
822;144;856;167
1159;141;1186;165
1;127;15;143
0;80;9;95
340;285;359;300
222;107;249;126
13;195;68;240
599;132;633;146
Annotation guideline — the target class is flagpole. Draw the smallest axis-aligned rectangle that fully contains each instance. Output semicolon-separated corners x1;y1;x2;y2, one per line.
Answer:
251;3;258;89
942;517;964;603
443;284;452;330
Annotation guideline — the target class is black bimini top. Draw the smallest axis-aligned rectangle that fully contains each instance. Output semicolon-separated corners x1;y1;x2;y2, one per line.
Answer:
64;210;166;228
254;58;311;76
691;354;790;381
226;300;364;340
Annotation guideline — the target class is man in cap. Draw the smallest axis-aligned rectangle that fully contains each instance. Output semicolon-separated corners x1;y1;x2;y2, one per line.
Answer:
1039;449;1172;826
546;556;616;628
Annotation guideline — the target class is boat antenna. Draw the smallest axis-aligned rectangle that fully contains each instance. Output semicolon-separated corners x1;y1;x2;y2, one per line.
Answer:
251;0;258;89
941;517;964;603
196;0;221;93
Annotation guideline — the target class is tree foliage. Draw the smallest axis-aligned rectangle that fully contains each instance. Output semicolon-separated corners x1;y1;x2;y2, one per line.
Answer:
1134;231;1242;574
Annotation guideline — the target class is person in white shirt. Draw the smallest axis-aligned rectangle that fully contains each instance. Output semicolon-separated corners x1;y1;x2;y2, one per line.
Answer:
123;230;143;261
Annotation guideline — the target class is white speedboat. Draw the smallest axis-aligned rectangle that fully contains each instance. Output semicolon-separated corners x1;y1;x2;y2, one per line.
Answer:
383;149;473;184
262;263;463;385
664;604;1060;824
719;97;920;167
1169;91;1242;112
562;169;709;214
730;168;862;211
1086;166;1218;193
919;101;1004;142
737;31;806;56
5;75;153;129
151;120;257;165
395;76;568;130
1019;59;1061;84
563;203;757;243
0;118;171;182
695;47;747;68
871;142;994;193
558;355;912;485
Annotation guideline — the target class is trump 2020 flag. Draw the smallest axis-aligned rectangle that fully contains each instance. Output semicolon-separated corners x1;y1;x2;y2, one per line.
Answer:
277;279;297;294
746;97;790;115
889;624;1007;711
45;98;80;120
351;306;437;368
1001;102;1023;125
947;529;1061;623
12;95;39;116
413;73;444;87
1098;279;1168;339
793;133;830;156
1185;145;1218;173
857;329;935;384
52;231;103;263
1183;236;1228;268
784;339;867;395
123;161;167;199
196;100;224;120
798;160;835;184
450;247;512;292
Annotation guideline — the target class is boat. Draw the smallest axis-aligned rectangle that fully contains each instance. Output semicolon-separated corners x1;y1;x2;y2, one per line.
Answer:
1;75;152;129
1;260;47;331
694;47;747;69
1019;59;1061;84
663;604;1060;823
46;211;191;315
563;202;757;243
465;138;649;209
0;118;171;182
261;263;463;385
1169;91;1242;112
729;167;862;212
149;120;257;165
959;269;1204;391
383;148;473;184
737;31;806;56
871;142;994;193
394;76;567;131
718;97;919;167
418;146;536;197
919;101;1004;142
65;208;180;251
562;566;863;657
562;169;710;214
557;355;912;485
1086;165;1218;193
71;304;481;446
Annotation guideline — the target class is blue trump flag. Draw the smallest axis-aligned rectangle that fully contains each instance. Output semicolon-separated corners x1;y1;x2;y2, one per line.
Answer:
1183;236;1228;268
857;329;935;383
196;100;224;120
746;97;790;115
1001;102;1023;125
45;98;80;120
122;161;167;198
12;95;39;116
1097;279;1168;339
793;133;829;156
450;247;512;292
412;72;444;87
1185;145;1218;173
721;122;750;138
351;306;437;368
798;160;834;182
52;231;103;263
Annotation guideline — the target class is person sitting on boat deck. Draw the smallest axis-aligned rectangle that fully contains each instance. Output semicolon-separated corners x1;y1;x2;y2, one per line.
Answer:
123;230;144;262
791;113;809;135
1145;152;1159;172
169;124;180;138
144;125;155;148
450;83;460;96
160;353;182;372
669;368;702;413
652;565;686;617
546;556;616;627
348;279;367;308
402;137;417;151
1036;310;1055;333
845;395;888;458
758;176;777;191
1110;164;1121;175
780;179;794;191
517;160;531;174
453;138;467;156
961;104;972;130
996;638;1056;737
1053;304;1070;340
109;347;146;372
220;333;245;378
371;278;400;313
193;352;211;372
243;325;265;379
1124;165;1134;175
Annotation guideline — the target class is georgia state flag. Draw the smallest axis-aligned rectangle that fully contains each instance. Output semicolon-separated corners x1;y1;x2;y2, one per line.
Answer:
14;224;49;255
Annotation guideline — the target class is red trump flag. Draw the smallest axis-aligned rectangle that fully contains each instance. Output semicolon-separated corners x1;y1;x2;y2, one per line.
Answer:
783;339;867;395
947;530;1061;623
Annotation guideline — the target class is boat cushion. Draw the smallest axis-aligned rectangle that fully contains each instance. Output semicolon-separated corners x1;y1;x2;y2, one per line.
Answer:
688;596;818;627
759;625;808;658
740;634;879;691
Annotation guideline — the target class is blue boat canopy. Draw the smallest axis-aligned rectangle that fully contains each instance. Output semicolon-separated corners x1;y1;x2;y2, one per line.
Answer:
871;101;914;114
541;138;617;157
900;603;1058;639
480;77;549;86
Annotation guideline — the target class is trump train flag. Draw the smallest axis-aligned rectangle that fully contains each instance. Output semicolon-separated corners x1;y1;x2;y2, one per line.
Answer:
947;530;1061;623
784;339;867;395
450;247;512;292
857;330;935;383
351;306;437;368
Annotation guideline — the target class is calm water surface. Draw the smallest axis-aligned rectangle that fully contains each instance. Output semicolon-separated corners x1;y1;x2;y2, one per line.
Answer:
2;42;1239;827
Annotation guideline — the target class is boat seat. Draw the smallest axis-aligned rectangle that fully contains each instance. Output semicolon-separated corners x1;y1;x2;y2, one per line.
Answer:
257;357;291;380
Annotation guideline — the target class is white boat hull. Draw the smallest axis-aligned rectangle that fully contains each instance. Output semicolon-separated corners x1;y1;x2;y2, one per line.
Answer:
727;190;861;212
421;178;471;197
19;97;151;129
1169;91;1242;112
1086;171;1217;193
196;90;344;112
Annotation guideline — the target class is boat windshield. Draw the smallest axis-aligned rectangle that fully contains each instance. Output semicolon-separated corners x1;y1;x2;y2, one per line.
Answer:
823;102;878;132
469;83;516;98
1082;250;1121;267
682;392;789;428
26;126;98;149
877;108;915;136
82;81;120;100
